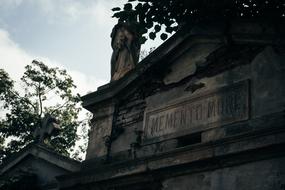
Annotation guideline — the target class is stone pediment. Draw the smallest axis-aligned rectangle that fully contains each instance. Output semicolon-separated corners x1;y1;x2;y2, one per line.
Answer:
0;143;80;190
0;143;80;175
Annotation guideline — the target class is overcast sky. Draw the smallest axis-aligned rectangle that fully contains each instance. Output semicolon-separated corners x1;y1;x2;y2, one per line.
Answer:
0;0;163;96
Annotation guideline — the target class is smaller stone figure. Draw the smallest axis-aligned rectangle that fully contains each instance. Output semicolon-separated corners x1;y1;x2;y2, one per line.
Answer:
34;113;60;143
110;22;140;81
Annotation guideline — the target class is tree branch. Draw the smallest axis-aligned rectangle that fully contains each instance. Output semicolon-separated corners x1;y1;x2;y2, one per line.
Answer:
38;82;43;118
7;89;37;112
50;101;71;114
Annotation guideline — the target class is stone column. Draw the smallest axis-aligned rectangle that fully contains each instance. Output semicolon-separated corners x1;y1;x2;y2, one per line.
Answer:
85;102;116;160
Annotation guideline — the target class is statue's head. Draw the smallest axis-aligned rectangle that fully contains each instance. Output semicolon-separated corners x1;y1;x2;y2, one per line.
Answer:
111;22;138;48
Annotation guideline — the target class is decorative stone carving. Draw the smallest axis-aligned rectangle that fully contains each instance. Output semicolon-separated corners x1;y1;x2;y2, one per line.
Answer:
34;113;60;143
110;22;140;81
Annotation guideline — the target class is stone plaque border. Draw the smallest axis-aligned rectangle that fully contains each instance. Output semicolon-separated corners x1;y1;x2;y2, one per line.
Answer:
142;80;250;144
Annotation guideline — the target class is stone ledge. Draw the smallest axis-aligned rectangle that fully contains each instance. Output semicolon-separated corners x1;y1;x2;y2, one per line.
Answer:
57;119;285;188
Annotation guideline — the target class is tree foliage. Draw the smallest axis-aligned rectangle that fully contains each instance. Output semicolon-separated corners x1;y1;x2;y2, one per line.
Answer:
0;61;84;162
112;0;285;43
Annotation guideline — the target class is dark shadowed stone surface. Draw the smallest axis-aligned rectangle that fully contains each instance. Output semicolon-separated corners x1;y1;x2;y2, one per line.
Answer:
0;144;80;190
162;157;285;190
251;46;285;118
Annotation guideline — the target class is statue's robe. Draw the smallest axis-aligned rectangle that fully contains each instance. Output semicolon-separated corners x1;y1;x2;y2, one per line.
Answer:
110;23;140;81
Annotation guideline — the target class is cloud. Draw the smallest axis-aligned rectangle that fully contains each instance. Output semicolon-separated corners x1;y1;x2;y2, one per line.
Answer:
0;0;23;8
14;0;121;26
0;29;28;81
0;28;107;96
89;0;115;26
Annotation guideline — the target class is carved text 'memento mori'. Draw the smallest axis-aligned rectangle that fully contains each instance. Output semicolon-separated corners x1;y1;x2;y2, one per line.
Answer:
144;80;249;139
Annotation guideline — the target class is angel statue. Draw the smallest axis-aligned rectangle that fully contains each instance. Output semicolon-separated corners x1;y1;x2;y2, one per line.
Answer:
110;22;141;81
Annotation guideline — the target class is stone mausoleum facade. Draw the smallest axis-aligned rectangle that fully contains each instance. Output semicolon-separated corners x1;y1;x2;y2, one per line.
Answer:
57;20;285;190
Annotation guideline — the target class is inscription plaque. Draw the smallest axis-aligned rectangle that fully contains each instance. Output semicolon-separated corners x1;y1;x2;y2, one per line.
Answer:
143;80;249;140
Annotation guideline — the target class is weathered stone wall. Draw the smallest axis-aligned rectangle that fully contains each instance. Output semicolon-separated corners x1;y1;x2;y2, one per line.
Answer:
111;92;145;156
141;45;284;141
66;20;285;190
108;44;285;160
162;157;285;190
86;101;115;159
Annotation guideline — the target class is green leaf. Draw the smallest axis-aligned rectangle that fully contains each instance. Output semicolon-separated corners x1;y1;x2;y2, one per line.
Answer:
135;3;143;10
154;25;161;32
139;36;147;44
124;3;133;11
139;27;148;35
165;26;173;33
149;32;156;40
146;21;153;29
111;7;121;12
160;33;168;40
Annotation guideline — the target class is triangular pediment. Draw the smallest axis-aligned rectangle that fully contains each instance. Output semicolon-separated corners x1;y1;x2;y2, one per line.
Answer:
0;143;80;176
